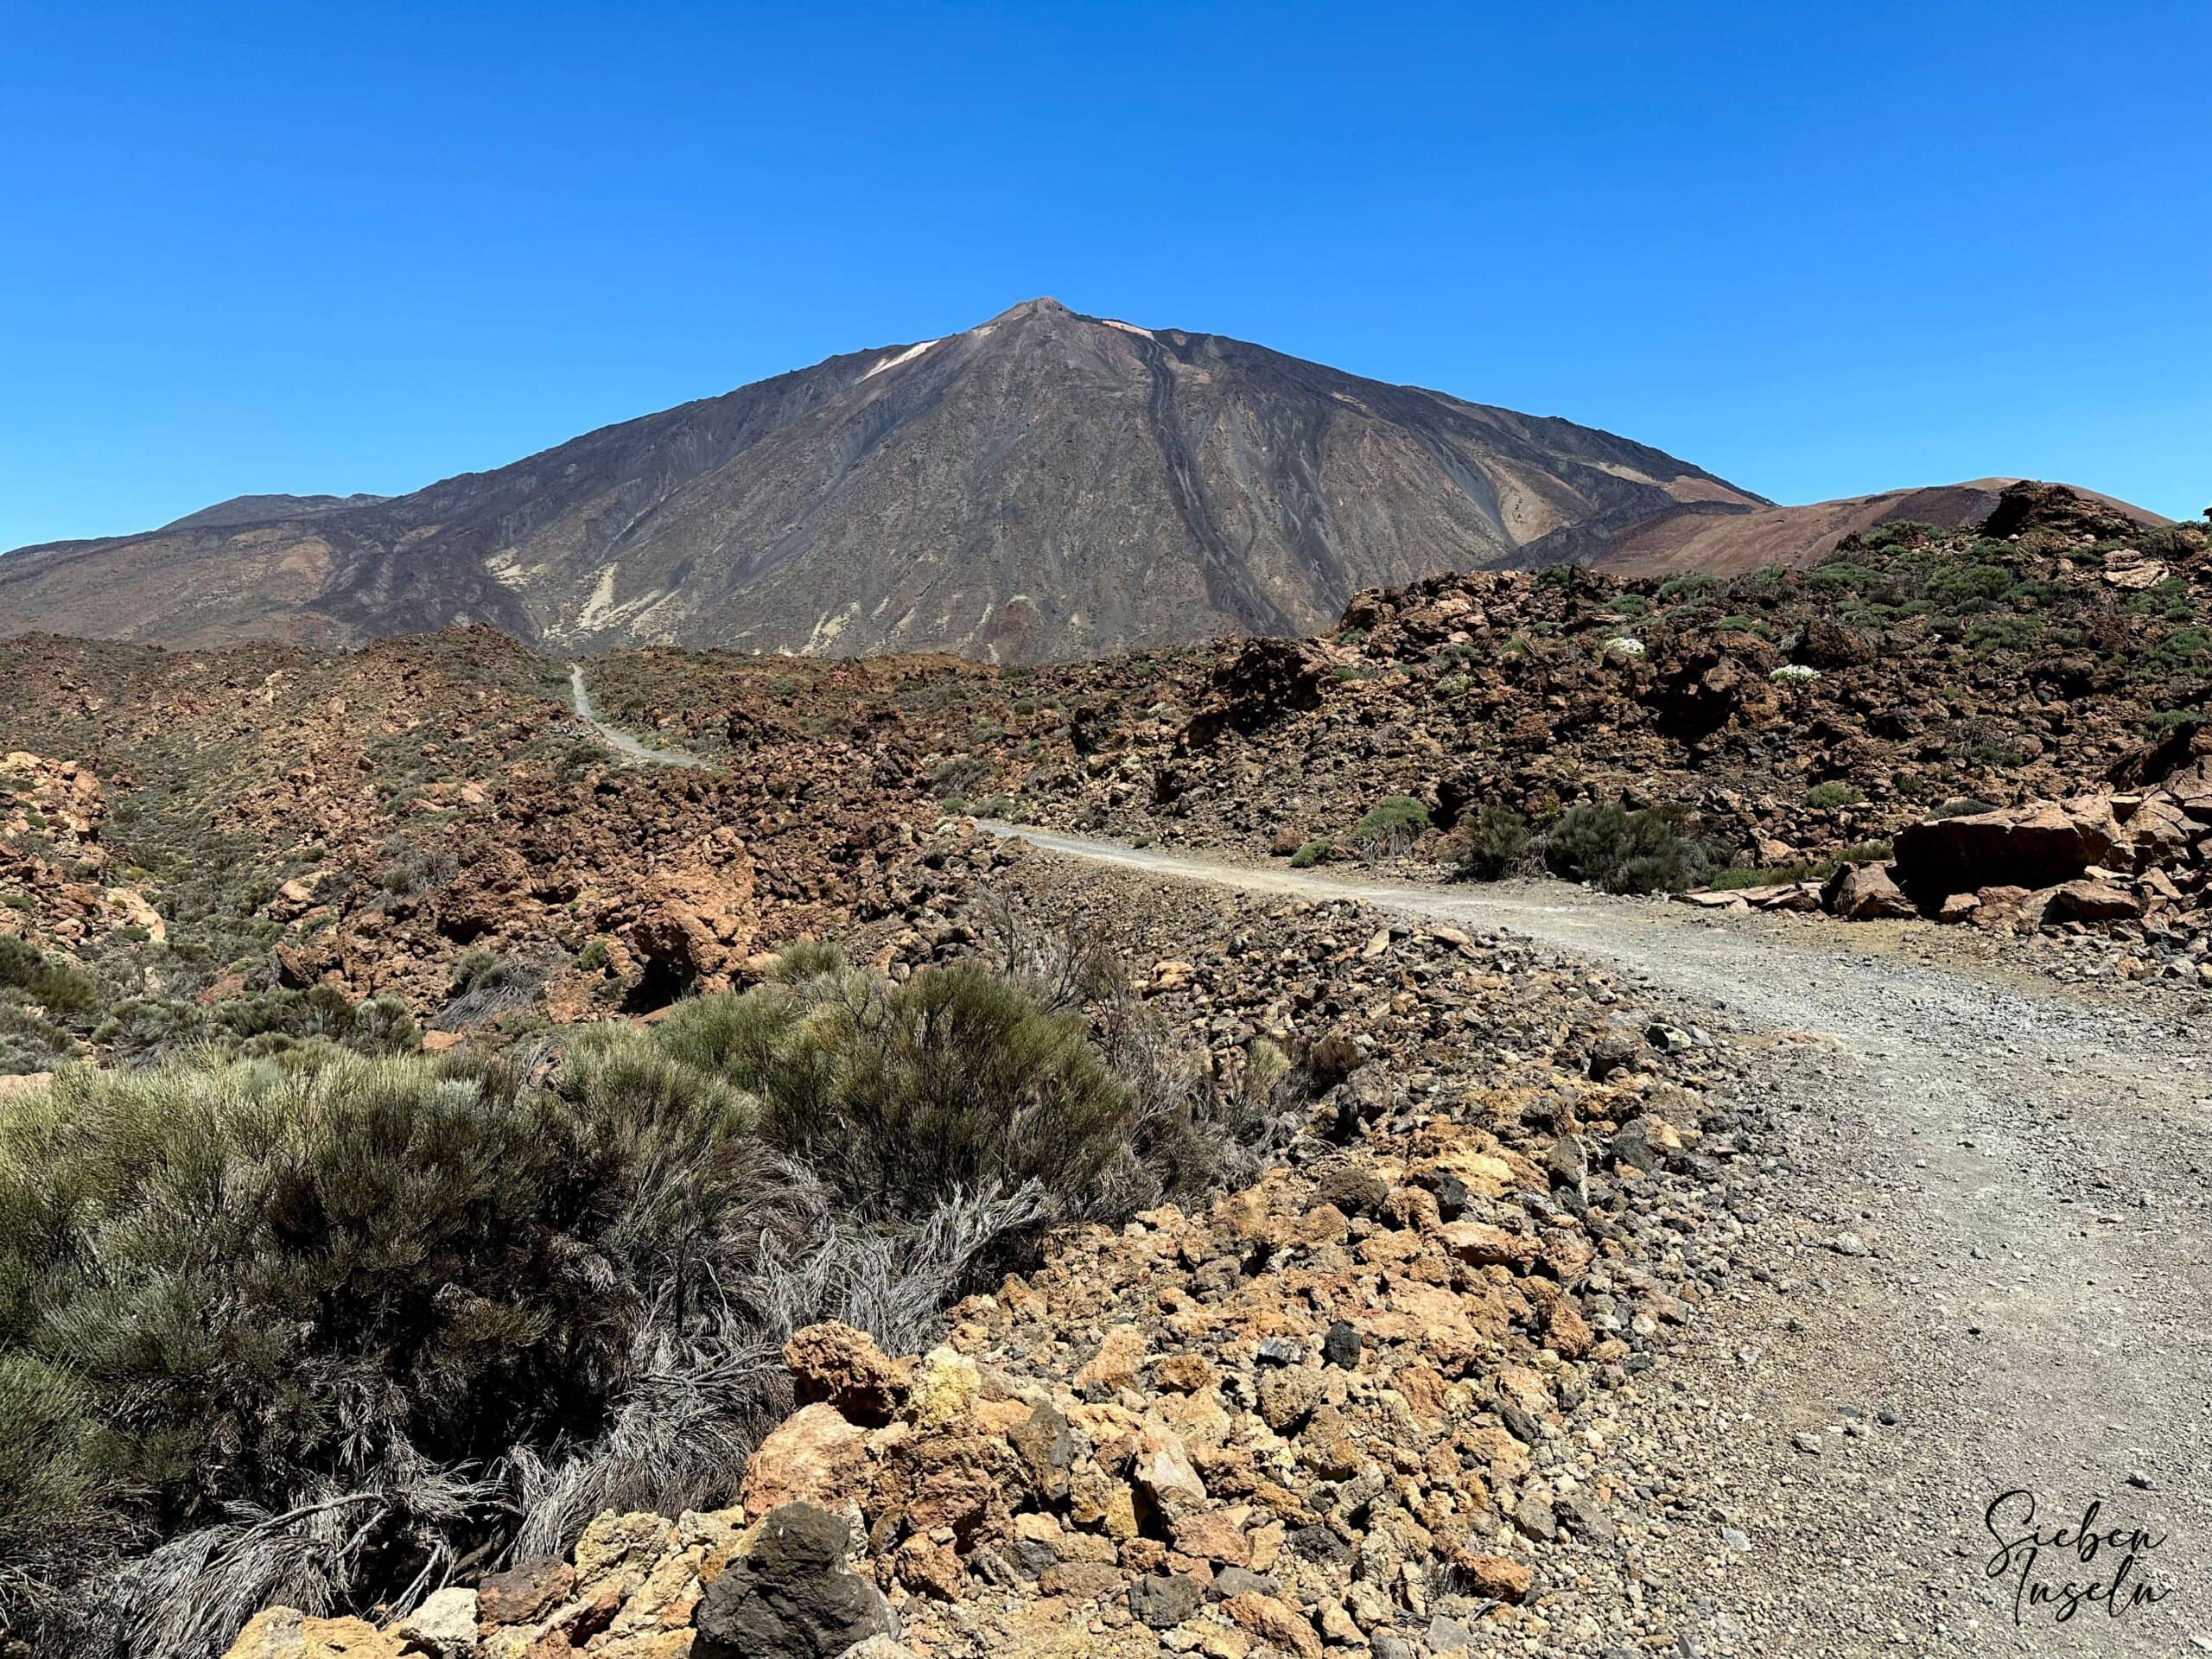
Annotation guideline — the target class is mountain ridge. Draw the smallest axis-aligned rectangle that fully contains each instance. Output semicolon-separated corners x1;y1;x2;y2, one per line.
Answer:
0;299;2158;660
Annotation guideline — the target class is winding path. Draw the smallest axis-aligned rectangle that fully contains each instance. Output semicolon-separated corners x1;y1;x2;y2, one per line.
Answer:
985;823;2212;1656
568;663;707;768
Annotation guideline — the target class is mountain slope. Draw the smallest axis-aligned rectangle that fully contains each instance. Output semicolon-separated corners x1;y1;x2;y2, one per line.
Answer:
1559;478;2167;577
0;299;1763;659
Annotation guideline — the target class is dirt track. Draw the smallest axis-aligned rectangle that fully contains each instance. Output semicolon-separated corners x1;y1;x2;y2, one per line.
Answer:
569;663;705;767
988;823;2212;1656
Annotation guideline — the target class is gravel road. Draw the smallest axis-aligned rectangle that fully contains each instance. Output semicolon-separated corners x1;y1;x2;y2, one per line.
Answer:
569;663;706;767
987;824;2212;1657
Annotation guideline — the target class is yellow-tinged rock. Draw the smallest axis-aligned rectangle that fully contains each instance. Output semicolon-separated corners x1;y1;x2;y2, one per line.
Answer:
906;1345;982;1429
220;1608;403;1659
1069;1464;1140;1540
575;1510;680;1595
105;887;166;943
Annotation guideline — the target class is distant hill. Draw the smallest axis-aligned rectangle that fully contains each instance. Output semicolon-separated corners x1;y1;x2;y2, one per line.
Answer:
1564;479;2167;577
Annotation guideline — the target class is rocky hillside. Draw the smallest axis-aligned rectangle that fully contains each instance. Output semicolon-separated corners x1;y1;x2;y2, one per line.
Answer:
202;858;1777;1659
4;484;2204;1080
2;299;1771;660
579;484;2206;859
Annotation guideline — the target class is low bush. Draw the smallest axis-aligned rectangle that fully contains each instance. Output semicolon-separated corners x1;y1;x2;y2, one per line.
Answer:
375;840;459;896
1351;795;1431;855
1925;562;2017;612
1441;804;1531;880
1804;781;1864;809
0;937;100;1017
0;946;1235;1656
1706;841;1891;890
1288;837;1332;868
438;950;546;1029
1541;801;1719;894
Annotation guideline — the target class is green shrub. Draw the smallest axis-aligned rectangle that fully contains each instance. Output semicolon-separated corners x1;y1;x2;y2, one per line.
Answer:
1805;561;1881;594
1805;781;1864;809
1441;804;1530;880
221;986;422;1055
1708;862;1824;890
376;839;459;895
931;754;992;798
1605;594;1650;618
1435;673;1471;699
0;947;1196;1654
1925;562;2017;611
1288;837;1333;868
1542;801;1718;894
699;958;1138;1217
0;937;101;1017
1351;795;1431;854
2155;626;2209;664
1967;613;2042;655
1656;574;1715;602
1863;521;1937;550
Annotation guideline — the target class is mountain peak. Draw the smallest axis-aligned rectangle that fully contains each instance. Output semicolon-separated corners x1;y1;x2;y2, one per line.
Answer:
982;296;1072;326
0;305;1777;660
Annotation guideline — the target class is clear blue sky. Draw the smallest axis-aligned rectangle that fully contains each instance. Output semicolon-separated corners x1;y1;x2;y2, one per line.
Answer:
3;1;2206;549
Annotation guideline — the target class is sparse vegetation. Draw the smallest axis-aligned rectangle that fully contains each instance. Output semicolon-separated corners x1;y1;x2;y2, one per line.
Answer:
1351;795;1431;855
1804;781;1864;809
1541;801;1719;895
1440;803;1531;880
0;944;1227;1656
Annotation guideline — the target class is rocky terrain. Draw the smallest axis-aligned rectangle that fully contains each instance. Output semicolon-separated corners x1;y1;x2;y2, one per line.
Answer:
3;484;2209;1659
3;484;2205;1082
202;858;1782;1659
567;483;2212;980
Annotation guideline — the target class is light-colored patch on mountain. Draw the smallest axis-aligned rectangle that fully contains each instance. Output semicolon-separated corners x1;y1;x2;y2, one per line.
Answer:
1665;474;1763;505
1486;461;1581;543
485;549;538;590
615;586;688;644
1100;319;1154;340
578;563;623;630
268;536;333;590
803;604;858;654
861;340;941;380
